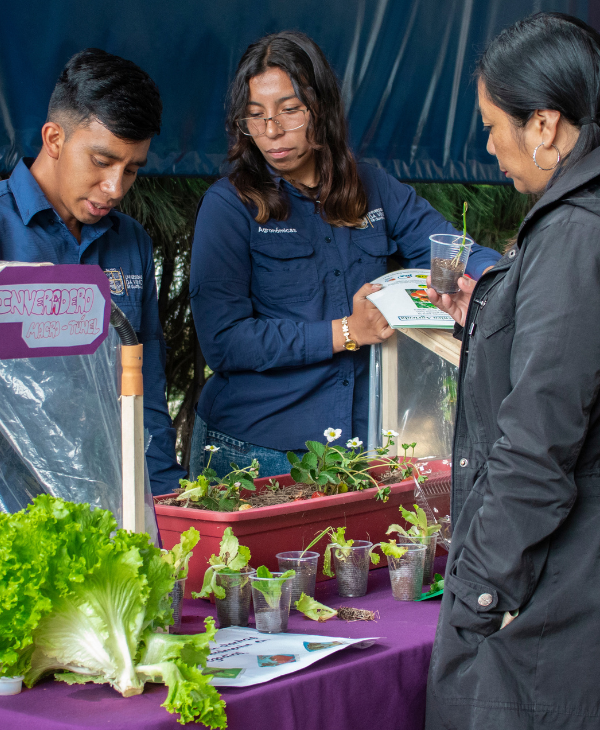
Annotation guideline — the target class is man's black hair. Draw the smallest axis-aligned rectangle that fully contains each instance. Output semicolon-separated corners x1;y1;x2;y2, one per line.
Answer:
48;48;162;140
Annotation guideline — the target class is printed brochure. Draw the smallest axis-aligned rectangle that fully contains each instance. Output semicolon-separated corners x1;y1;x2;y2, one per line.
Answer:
203;626;378;687
366;268;454;329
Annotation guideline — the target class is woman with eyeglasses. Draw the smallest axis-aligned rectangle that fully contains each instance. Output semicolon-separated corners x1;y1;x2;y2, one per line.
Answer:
425;13;600;729
188;30;500;478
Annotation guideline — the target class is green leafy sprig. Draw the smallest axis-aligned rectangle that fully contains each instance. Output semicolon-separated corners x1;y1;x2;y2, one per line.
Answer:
288;428;420;502
425;573;444;595
300;526;380;578
192;527;251;600
161;527;200;581
450;201;469;267
250;566;296;609
177;447;259;512
387;504;442;544
379;540;409;559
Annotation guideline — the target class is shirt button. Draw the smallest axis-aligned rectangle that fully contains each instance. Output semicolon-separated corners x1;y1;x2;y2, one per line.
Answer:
334;269;341;276
325;236;332;243
342;379;350;386
478;593;493;607
459;458;468;467
509;249;516;258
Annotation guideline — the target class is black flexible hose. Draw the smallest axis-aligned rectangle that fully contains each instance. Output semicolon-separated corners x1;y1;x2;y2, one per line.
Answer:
109;301;139;345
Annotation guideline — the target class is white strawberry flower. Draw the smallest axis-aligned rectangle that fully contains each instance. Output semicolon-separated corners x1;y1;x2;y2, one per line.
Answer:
205;445;220;452
346;438;363;448
324;427;342;443
382;429;399;438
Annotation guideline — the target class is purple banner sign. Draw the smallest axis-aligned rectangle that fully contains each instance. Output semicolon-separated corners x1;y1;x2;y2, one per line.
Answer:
0;263;110;359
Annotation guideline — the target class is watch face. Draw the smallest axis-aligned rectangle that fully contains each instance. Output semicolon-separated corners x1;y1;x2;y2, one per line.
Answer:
344;340;359;351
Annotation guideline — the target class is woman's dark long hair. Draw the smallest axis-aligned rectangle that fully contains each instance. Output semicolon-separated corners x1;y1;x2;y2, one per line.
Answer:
477;12;600;186
226;31;368;226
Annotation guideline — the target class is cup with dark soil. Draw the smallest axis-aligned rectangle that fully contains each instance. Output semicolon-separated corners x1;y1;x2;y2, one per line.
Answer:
387;543;426;601
429;233;474;294
333;540;373;598
276;551;319;608
214;567;256;628
250;572;294;633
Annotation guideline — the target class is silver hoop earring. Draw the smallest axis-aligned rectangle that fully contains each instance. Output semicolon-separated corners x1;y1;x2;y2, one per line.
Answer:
533;143;560;171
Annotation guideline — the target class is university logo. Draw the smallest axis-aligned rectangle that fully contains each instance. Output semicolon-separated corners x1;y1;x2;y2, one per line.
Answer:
104;268;125;295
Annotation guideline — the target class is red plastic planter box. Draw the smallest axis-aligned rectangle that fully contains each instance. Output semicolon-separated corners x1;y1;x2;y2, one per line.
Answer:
155;459;450;597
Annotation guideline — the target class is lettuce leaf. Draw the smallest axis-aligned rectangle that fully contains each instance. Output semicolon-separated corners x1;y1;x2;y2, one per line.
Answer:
0;495;227;728
294;593;338;622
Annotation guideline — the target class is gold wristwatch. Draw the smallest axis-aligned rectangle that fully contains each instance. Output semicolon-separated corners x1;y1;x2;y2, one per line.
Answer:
342;316;360;351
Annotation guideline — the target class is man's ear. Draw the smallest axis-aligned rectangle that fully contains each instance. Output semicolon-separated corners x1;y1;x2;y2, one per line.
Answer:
40;121;66;161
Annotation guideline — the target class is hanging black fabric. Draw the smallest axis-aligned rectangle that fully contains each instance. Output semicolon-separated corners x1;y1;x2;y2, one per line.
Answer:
0;0;593;181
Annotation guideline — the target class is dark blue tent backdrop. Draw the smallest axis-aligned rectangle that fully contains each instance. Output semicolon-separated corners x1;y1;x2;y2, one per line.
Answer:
0;0;595;182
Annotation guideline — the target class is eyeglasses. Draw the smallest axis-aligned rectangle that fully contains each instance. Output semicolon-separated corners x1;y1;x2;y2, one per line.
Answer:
237;109;308;137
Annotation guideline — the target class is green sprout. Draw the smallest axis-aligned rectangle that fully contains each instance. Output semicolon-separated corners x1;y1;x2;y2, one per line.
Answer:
450;201;469;267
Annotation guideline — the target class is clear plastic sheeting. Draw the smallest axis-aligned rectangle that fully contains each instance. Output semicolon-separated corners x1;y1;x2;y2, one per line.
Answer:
370;332;458;459
0;328;158;544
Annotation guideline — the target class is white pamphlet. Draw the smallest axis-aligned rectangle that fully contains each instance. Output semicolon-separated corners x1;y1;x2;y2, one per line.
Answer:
203;626;379;687
366;268;454;329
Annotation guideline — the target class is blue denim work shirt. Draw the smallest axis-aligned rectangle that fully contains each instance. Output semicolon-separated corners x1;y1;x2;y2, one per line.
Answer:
0;159;185;495
190;162;500;451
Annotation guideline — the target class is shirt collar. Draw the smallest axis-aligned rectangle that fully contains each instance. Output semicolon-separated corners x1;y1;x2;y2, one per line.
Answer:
8;157;119;236
266;165;309;200
8;158;53;225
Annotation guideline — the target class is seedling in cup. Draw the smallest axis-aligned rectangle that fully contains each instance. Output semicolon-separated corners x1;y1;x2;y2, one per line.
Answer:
192;527;255;628
302;526;380;598
430;202;473;294
387;504;442;584
250;567;296;633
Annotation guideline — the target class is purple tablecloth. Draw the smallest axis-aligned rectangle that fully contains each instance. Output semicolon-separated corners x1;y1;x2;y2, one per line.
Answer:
0;559;445;730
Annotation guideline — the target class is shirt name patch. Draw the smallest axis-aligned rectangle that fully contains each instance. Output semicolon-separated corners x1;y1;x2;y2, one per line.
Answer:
258;226;298;233
125;274;143;290
357;208;385;229
367;208;385;223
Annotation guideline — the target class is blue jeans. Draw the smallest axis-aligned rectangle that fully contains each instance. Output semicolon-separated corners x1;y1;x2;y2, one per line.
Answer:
189;415;306;481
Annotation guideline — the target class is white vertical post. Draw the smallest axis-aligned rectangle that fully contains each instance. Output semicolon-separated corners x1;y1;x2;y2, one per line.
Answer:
121;344;145;532
381;331;399;458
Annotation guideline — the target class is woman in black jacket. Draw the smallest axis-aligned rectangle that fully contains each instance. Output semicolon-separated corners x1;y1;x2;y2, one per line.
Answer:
425;13;600;730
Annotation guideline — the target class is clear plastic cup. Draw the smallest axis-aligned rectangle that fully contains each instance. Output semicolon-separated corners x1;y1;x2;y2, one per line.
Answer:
250;572;294;633
214;567;256;628
168;578;185;633
429;233;474;294
276;551;319;608
332;540;373;598
412;533;438;584
386;543;426;600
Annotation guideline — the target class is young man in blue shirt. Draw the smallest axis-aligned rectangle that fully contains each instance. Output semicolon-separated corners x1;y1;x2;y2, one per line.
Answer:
0;48;185;495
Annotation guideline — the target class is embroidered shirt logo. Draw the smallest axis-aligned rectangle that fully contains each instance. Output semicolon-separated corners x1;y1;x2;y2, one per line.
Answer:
357;208;385;229
104;268;125;295
258;226;298;233
125;274;143;290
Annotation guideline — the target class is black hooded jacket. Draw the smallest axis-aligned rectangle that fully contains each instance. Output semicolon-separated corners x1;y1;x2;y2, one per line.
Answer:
426;146;600;730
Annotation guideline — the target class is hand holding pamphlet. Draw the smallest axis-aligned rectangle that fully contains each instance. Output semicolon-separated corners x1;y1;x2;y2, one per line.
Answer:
366;269;454;329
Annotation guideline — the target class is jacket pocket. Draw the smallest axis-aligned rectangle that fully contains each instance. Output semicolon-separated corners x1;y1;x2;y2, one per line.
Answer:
446;570;502;637
251;238;318;303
